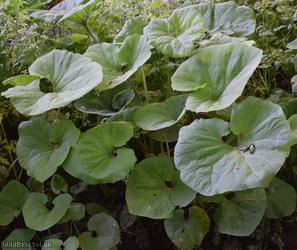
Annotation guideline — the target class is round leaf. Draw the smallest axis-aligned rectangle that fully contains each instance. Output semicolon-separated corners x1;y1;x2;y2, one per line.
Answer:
265;178;296;219
17;118;80;182
133;96;187;131
126;156;196;219
0;180;29;226
164;206;210;250
84;35;151;91
2;50;103;116
144;6;204;58
79;213;120;250
3;75;39;86
214;188;267;236
172;42;262;113
64;122;136;184
174;97;292;196
22;192;72;231
2;228;35;250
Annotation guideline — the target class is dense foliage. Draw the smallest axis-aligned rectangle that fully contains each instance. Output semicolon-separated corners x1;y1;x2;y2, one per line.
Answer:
0;0;297;249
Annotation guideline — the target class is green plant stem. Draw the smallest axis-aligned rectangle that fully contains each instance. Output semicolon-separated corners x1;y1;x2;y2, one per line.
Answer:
141;67;149;103
82;21;99;43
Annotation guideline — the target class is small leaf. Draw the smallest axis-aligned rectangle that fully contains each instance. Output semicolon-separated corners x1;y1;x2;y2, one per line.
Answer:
164;206;210;250
22;192;72;231
2;228;35;250
50;174;68;194
17;118;80;182
265;178;296;219
74;84;134;116
58;203;85;224
214;188;266;236
133;96;186;131
0;180;29;226
79;213;120;250
64;122;136;184
126;156;196;219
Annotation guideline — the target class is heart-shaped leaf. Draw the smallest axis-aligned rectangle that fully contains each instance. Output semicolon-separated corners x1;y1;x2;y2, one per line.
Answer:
22;192;72;231
265;177;296;219
17;118;80;182
64;122;136;184
84;34;151;91
114;17;146;43
30;0;97;23
214;188;267;236
172;42;262;113
2;228;35;250
126;156;196;219
174;97;293;196
2;50;103;116
143;6;204;58
79;213;120;250
164;206;210;250
0;180;29;226
133;96;187;131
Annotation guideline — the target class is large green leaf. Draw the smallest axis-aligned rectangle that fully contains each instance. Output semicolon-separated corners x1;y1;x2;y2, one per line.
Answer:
174;97;293;196
17;118;80;182
79;213;120;250
30;0;97;23
126;156;196;219
143;6;204;58
84;34;151;91
133;96;187;131
2;228;35;250
22;193;72;231
214;188;266;236
172;43;262;113
114;17;146;43
0;180;29;226
164;206;210;250
2;50;103;116
265;178;296;219
64;122;136;184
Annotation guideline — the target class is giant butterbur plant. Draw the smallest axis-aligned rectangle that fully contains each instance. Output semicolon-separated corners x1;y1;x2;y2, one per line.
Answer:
1;1;296;249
